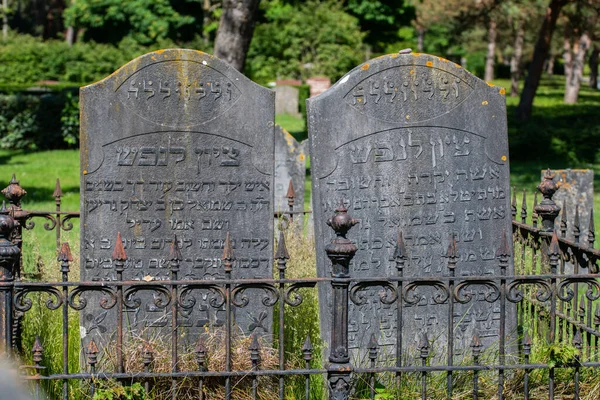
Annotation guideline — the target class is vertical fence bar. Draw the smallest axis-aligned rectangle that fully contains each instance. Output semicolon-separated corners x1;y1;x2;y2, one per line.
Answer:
471;334;482;400
497;232;510;400
196;336;207;400
573;330;582;400
394;232;406;390
368;333;378;400
0;203;19;356
54;179;62;253
573;207;581;334
446;236;458;400
275;231;290;399
558;202;567;342
222;233;234;400
169;236;182;399
249;334;260;400
522;331;531;400
58;243;72;400
142;341;153;395
418;333;429;400
548;233;560;400
325;203;357;399
87;340;98;398
302;336;313;400
112;232;126;375
31;336;44;400
286;179;296;225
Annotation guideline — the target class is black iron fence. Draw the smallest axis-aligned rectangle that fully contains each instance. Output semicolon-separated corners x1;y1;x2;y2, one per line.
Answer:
0;171;600;399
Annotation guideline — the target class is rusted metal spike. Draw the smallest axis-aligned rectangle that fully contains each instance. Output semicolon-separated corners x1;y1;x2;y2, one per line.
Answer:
195;335;207;355
594;306;600;326
522;331;532;346
418;332;429;357
521;189;527;220
87;340;99;366
87;340;99;355
511;187;517;219
112;232;127;261
368;333;379;361
53;178;63;198
548;231;560;257
9;174;18;185
275;231;290;260
32;336;44;364
496;231;511;259
589;209;595;246
446;235;458;259
0;200;6;213
302;335;313;354
169;235;183;262
471;333;482;358
393;231;407;260
57;242;73;262
573;330;583;348
142;341;154;366
579;295;586;317
2;174;26;204
560;200;567;233
285;179;296;200
574;205;581;237
221;232;235;262
249;333;260;352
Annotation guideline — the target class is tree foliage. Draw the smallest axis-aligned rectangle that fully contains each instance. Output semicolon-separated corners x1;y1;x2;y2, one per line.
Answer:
64;0;202;45
246;0;365;83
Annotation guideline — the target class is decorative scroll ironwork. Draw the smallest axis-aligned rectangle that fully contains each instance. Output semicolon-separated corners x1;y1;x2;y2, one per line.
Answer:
13;287;63;312
68;286;118;310
231;283;279;307
349;281;398;305
454;280;500;304
403;280;449;305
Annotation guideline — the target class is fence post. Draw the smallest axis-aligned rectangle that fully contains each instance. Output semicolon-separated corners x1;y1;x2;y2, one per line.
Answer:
534;169;561;233
0;202;20;355
325;203;358;399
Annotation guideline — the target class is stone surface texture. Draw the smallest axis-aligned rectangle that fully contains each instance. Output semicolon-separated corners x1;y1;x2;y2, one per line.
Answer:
308;53;514;361
80;49;274;347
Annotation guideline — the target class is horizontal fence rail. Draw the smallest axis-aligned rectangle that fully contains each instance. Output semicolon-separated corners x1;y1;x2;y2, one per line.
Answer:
1;171;600;399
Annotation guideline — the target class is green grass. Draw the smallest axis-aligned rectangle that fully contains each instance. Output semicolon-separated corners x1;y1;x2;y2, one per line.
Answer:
276;113;306;142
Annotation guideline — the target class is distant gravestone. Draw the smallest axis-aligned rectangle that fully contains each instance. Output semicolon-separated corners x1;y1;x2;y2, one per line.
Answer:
308;53;514;360
542;169;594;244
80;49;274;347
275;81;301;116
306;76;331;97
274;125;306;219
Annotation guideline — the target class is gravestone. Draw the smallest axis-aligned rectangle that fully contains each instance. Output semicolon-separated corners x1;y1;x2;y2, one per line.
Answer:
306;76;331;97
275;82;301;117
542;168;594;247
308;53;514;361
80;49;274;347
274;125;306;225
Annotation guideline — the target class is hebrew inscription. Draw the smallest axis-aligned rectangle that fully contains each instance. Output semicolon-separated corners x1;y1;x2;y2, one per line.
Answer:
308;53;513;361
80;49;274;349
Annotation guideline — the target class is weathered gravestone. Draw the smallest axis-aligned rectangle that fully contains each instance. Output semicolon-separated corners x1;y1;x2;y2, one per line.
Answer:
80;49;275;348
274;125;306;225
308;53;514;361
275;82;301;117
542;169;594;254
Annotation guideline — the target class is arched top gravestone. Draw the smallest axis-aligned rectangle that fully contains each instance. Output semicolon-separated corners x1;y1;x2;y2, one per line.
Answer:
80;49;274;345
308;52;514;360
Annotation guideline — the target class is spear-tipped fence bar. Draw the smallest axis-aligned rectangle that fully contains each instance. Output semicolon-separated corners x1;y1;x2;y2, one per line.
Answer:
3;169;600;400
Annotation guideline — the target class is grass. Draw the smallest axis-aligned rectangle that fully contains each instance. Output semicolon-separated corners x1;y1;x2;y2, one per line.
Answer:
1;73;598;398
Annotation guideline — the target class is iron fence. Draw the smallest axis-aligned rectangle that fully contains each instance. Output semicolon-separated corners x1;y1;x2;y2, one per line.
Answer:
0;171;599;399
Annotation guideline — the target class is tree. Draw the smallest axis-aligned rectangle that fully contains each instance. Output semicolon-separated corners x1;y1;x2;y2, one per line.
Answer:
484;17;497;81
213;0;261;72
64;0;199;45
590;44;599;89
246;0;364;83
516;0;568;120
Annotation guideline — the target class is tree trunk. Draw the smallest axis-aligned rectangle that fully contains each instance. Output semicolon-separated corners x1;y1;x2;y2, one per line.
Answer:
590;44;598;89
516;0;566;121
564;32;591;104
66;25;74;46
485;18;497;82
417;27;424;52
2;0;8;42
563;29;573;92
546;54;555;75
510;19;524;97
213;0;261;73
